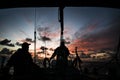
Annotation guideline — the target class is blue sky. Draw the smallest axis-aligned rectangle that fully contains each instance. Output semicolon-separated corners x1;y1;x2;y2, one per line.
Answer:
0;7;120;52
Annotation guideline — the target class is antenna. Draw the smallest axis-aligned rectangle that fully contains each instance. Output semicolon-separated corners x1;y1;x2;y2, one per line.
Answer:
34;8;37;63
44;28;46;58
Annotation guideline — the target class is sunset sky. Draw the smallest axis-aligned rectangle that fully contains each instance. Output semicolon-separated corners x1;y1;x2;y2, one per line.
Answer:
0;7;120;53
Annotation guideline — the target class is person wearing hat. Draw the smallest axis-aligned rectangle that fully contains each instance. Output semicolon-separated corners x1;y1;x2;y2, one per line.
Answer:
3;42;34;79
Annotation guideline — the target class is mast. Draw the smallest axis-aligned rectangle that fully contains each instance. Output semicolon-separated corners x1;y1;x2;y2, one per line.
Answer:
58;5;65;45
34;8;37;63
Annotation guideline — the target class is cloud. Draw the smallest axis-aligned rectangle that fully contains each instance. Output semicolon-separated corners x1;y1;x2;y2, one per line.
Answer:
16;38;34;47
74;20;99;40
38;36;51;41
37;26;51;37
70;18;120;51
15;38;34;47
0;39;15;47
7;43;15;47
37;27;50;32
37;26;52;42
37;26;60;41
21;38;34;43
15;42;22;46
0;48;12;55
0;39;11;45
25;38;34;43
40;46;48;51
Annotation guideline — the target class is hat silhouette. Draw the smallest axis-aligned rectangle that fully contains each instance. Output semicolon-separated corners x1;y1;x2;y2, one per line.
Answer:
22;42;30;47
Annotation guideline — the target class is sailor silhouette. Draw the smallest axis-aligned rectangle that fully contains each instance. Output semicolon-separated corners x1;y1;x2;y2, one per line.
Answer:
50;41;70;70
3;42;35;79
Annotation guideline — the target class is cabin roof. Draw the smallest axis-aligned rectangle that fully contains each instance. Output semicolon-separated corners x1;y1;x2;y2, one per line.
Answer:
0;0;119;9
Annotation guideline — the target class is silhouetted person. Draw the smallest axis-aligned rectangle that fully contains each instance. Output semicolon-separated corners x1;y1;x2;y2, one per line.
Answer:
0;56;11;80
3;42;37;80
0;56;6;70
72;47;83;71
50;41;70;71
43;58;50;68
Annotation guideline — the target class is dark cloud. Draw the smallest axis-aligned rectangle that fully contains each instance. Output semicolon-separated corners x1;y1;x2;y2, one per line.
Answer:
0;48;12;55
75;16;120;41
7;43;15;47
72;17;120;51
37;26;53;42
0;39;15;47
40;46;48;51
74;19;100;40
37;26;60;41
38;36;51;41
15;42;22;46
25;38;34;43
37;27;51;37
16;38;34;46
21;38;34;43
0;39;11;45
37;27;50;32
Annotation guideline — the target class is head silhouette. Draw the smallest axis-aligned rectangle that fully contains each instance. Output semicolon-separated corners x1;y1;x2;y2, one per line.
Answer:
22;42;30;51
60;41;65;47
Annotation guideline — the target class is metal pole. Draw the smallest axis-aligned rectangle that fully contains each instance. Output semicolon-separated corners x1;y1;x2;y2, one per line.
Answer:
59;6;64;45
34;8;37;63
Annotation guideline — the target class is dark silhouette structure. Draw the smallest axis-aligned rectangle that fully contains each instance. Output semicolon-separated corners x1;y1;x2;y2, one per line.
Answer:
72;47;83;71
0;56;6;70
43;58;50;68
0;1;119;80
2;42;41;80
50;41;70;71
